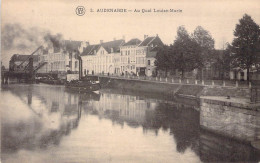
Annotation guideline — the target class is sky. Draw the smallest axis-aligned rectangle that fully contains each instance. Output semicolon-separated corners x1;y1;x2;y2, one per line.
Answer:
1;0;260;66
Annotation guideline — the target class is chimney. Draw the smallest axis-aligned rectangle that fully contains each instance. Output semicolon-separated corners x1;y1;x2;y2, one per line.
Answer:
100;40;103;44
144;35;148;40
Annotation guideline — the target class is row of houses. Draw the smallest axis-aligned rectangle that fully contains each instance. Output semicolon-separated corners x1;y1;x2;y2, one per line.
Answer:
9;34;258;81
80;35;163;76
9;35;163;77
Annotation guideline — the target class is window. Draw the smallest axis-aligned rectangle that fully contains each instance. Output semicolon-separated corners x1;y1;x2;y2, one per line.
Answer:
148;60;150;65
75;61;78;68
69;61;72;68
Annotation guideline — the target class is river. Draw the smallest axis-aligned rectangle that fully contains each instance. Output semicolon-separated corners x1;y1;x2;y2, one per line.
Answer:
1;84;259;163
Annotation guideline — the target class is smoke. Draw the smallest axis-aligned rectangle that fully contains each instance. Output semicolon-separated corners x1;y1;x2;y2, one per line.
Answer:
1;23;63;67
44;33;63;49
2;23;47;51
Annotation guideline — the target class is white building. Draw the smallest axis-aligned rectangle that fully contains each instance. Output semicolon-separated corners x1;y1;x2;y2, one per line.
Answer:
120;35;164;76
119;38;142;75
81;39;125;75
80;35;164;77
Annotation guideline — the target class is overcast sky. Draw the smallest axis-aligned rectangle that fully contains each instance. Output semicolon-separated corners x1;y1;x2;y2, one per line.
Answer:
1;0;260;66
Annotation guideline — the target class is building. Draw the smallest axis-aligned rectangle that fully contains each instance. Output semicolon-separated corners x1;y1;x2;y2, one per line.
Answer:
137;35;164;76
9;54;40;72
38;40;88;74
146;47;159;77
118;35;163;76
119;38;142;75
80;35;163;77
81;39;125;76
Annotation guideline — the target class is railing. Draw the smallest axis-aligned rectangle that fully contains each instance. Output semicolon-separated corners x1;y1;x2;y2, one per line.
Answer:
96;73;253;88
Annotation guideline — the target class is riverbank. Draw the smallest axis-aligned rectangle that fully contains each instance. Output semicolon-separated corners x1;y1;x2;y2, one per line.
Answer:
200;96;260;151
99;76;252;99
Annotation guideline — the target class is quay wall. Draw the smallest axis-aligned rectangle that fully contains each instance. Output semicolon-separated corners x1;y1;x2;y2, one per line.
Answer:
200;96;260;143
200;85;251;98
99;76;251;99
99;76;204;98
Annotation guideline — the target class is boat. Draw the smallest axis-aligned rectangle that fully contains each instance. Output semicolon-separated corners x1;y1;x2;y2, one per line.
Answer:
65;75;101;92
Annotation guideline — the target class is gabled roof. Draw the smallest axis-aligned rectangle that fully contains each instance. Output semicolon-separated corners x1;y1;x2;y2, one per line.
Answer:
123;38;141;46
138;36;164;47
146;47;161;58
81;39;125;56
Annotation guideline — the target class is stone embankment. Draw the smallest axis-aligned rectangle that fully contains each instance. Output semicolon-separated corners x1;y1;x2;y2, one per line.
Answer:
99;76;252;99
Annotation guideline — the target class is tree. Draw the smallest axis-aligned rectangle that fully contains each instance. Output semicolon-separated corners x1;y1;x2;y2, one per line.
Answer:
171;26;202;78
212;43;233;80
155;45;171;77
192;26;215;79
231;14;260;82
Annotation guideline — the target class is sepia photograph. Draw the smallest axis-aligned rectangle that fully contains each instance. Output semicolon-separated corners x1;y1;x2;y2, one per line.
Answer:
1;0;260;162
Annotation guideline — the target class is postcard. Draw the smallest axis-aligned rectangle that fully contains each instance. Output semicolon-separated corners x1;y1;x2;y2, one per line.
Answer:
1;0;260;162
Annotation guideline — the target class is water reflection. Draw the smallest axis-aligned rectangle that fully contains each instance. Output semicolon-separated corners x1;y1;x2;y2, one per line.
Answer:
84;93;200;155
199;130;259;162
1;84;259;163
1;85;83;153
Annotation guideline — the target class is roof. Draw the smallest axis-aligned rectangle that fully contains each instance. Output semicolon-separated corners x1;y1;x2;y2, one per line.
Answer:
138;36;164;47
81;45;100;56
81;39;125;56
102;39;125;53
146;46;161;58
123;38;141;46
63;40;84;52
10;54;39;62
